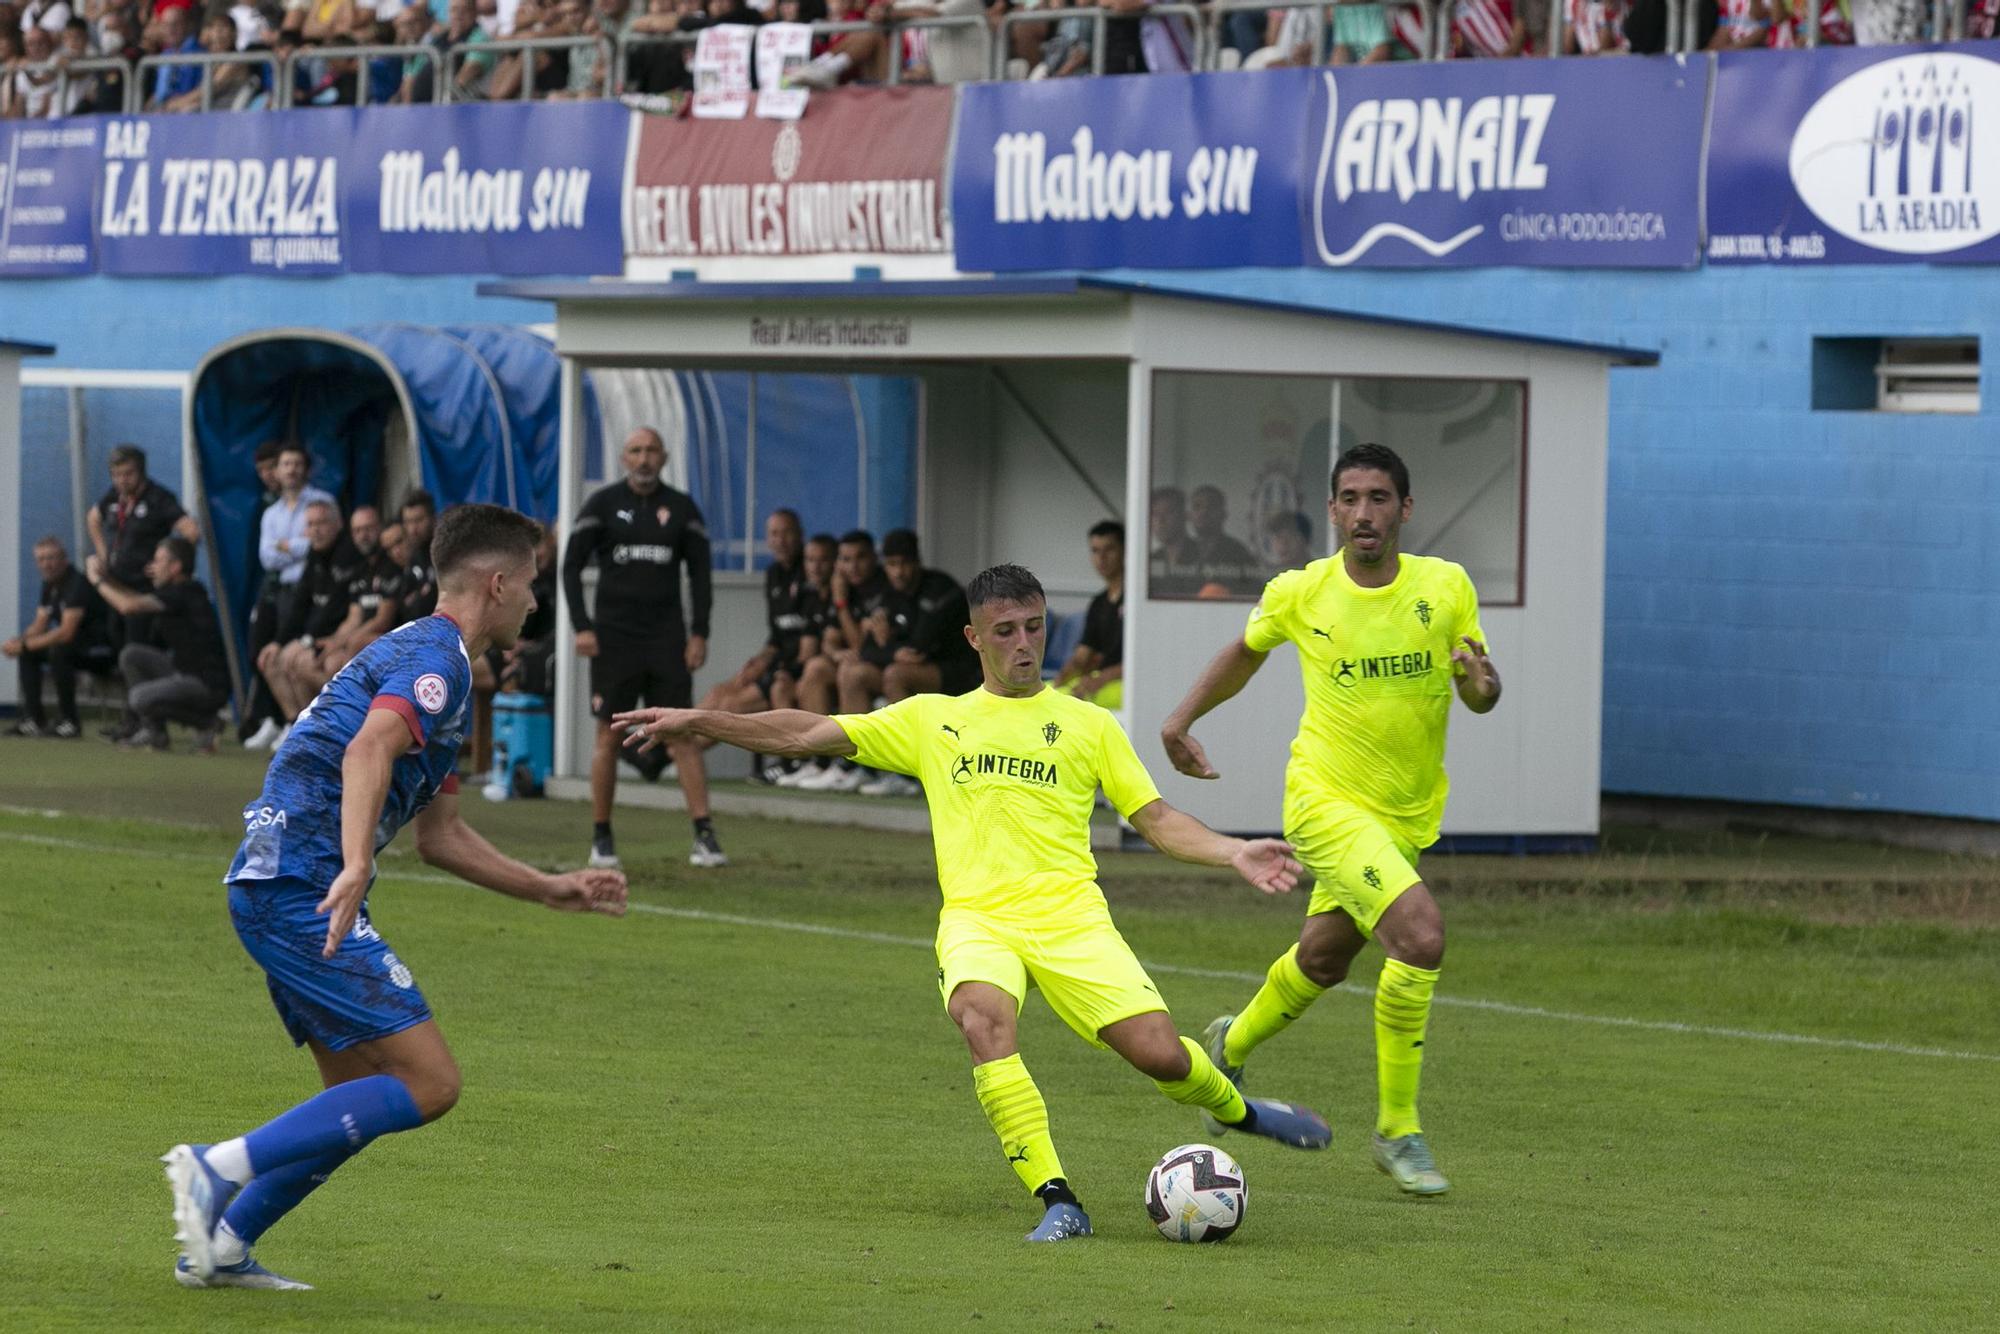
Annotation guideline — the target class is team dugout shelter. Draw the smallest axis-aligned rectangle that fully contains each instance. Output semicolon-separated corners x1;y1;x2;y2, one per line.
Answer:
478;276;1654;845
1;336;57;712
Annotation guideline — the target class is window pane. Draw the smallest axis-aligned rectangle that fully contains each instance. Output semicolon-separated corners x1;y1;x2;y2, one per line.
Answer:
1148;370;1523;604
1337;378;1523;604
1148;371;1332;601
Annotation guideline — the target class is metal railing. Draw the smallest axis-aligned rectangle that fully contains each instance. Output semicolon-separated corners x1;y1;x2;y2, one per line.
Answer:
617;16;993;91
1196;0;1442;66
997;4;1205;78
280;42;445;106
135;49;281;112
51;55;138;115
0;0;1977;122
445;33;612;102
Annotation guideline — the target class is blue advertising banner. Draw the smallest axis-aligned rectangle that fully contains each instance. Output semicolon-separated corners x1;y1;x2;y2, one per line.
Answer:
97;112;352;276
1707;44;2000;265
1302;55;1706;269
344;102;628;276
0;122;100;275
952;70;1311;272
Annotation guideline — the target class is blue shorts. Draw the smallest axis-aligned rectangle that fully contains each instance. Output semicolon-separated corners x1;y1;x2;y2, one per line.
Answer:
228;880;433;1052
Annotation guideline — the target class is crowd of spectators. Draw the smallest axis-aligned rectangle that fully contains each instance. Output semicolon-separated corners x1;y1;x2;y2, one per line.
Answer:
2;439;556;759
4;0;1989;119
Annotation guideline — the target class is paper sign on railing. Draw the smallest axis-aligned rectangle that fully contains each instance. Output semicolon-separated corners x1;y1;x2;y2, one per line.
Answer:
691;24;755;119
755;23;813;120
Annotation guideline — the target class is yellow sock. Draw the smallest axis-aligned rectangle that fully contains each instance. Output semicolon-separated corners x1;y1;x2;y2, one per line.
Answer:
1153;1037;1248;1125
972;1055;1066;1194
1375;958;1439;1138
1222;945;1328;1068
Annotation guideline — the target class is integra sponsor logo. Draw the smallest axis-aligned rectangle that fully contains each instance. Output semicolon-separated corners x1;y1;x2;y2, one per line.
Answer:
378;149;592;235
968;753;1060;787
1334;650;1436;686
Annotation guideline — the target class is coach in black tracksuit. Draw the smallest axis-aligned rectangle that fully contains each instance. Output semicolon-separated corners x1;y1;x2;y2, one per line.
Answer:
562;427;726;873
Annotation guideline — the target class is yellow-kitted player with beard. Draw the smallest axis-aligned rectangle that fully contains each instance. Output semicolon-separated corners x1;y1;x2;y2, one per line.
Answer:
1163;442;1503;1198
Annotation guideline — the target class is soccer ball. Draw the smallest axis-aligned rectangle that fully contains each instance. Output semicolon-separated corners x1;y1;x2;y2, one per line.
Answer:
1144;1143;1246;1243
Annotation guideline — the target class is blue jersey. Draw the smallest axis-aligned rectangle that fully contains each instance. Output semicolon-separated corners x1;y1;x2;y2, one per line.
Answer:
228;615;472;890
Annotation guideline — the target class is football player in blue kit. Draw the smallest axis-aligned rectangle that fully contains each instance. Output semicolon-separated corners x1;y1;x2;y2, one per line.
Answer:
161;504;628;1291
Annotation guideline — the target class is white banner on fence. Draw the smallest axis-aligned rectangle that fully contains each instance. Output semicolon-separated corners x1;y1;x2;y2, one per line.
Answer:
755;23;813;120
692;24;756;120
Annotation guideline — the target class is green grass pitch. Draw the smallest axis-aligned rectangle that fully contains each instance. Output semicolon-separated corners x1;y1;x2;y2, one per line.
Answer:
1;743;1997;1331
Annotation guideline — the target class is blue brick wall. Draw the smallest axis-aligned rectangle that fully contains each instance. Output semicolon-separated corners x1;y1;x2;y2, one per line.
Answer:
8;264;2000;819
1111;265;2000;821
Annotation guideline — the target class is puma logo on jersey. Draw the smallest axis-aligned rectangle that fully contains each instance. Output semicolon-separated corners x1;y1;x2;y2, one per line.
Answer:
1310;627;1332;640
941;724;962;741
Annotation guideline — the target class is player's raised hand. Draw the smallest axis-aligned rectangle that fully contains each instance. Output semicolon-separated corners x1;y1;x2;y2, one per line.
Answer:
543;868;628;916
1451;636;1500;702
1230;838;1302;896
1161;725;1219;780
315;862;373;958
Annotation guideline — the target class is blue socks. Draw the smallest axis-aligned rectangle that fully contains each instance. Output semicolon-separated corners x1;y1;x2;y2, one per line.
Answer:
242;1074;424;1178
221;1145;358;1246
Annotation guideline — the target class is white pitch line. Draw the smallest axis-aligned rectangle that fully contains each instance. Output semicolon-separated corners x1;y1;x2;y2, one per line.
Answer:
618;902;2000;1066
7;827;1998;1066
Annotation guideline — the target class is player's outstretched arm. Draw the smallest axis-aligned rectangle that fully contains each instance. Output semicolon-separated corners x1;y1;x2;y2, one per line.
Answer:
412;790;628;915
613;707;858;761
1159;639;1269;780
1125;799;1301;896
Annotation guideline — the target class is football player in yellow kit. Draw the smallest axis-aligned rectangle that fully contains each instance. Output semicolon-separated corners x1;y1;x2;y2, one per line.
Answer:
1162;443;1502;1197
617;563;1333;1242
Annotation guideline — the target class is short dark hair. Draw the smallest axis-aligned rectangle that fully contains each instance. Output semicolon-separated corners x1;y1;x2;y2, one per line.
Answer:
1087;520;1125;545
806;532;838;552
1332;443;1411;500
769;507;802;528
881;528;920;562
401;488;437;518
34;535;64;552
156;535;196;575
109;444;146;472
966;564;1045;612
63;17;87;35
254;440;284;465
277;442;311;464
838;529;874;551
432;504;539;582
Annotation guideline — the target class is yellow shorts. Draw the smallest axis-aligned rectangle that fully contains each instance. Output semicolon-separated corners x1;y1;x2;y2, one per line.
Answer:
1283;790;1425;936
935;897;1166;1048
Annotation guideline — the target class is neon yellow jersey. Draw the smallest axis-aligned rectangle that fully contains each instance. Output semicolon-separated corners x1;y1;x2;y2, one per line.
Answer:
835;687;1161;915
1244;552;1486;846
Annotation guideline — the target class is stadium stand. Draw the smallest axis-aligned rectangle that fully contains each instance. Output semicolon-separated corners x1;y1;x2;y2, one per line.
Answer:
1;0;1980;120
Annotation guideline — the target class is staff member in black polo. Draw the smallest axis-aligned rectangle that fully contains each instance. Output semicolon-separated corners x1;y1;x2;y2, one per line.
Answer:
86;443;200;650
5;536;112;739
87;536;231;754
563;426;725;872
